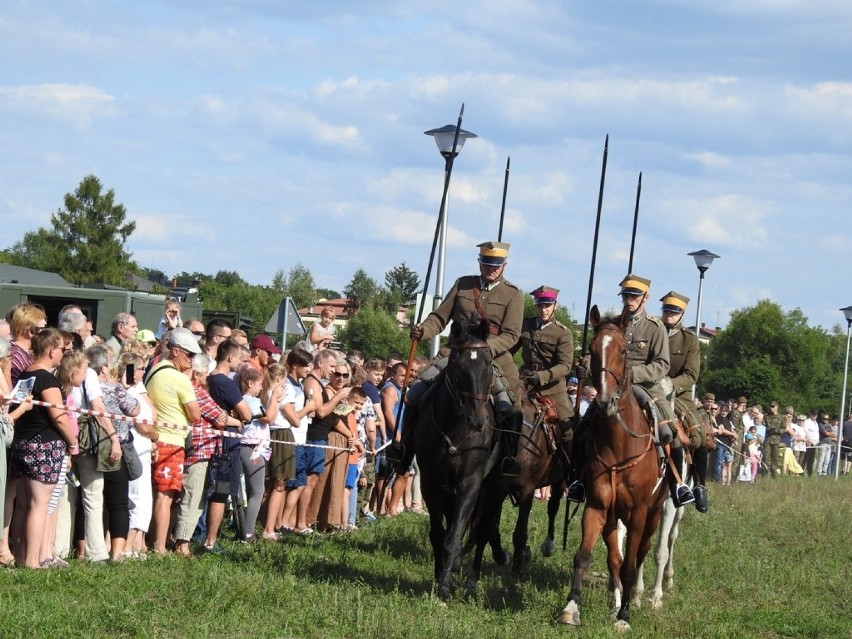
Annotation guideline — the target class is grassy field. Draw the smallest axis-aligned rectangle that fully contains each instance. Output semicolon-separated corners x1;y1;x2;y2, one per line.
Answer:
1;476;850;639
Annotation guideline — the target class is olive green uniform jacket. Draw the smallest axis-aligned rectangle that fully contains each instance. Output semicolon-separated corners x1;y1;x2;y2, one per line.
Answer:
625;309;670;402
419;275;523;400
668;320;701;446
513;316;575;421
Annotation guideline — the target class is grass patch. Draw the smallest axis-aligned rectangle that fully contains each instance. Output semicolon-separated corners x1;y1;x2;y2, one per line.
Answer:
1;476;850;638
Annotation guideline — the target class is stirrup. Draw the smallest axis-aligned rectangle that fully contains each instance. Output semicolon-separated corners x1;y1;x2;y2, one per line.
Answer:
674;484;695;507
567;481;586;503
501;456;521;478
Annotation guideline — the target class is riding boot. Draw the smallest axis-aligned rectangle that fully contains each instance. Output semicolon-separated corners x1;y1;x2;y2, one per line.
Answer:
669;445;695;507
388;407;418;473
500;411;523;478
692;484;708;513
566;420;588;503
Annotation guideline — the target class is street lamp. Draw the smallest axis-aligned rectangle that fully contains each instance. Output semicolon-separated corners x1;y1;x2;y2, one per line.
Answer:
688;249;720;399
834;305;852;479
424;123;478;358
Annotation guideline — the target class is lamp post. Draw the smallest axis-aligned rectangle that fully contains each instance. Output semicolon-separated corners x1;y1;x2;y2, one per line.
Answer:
688;249;720;399
834;306;852;479
424;123;478;358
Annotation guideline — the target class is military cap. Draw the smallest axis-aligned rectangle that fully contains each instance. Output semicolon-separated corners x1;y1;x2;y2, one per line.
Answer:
770;400;779;408
703;392;715;401
737;396;748;404
619;273;650;296
660;291;689;313
477;241;510;266
530;285;559;305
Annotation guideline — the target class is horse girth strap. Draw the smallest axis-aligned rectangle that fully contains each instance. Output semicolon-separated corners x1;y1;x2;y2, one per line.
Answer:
471;285;500;336
592;436;654;518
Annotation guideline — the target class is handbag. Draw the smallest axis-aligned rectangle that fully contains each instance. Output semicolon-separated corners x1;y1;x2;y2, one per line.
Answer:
702;418;717;451
0;408;13;448
121;431;143;481
737;463;752;482
76;383;100;457
206;439;232;503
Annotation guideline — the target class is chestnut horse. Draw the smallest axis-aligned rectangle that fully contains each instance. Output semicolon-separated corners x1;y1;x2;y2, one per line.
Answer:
557;305;666;631
414;319;498;602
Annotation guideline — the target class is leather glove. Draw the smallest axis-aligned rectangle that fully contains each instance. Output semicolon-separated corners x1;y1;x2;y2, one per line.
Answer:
410;325;424;341
521;370;539;387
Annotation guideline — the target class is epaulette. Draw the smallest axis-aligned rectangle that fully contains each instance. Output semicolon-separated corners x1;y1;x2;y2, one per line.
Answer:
645;314;665;327
681;325;697;336
553;320;570;331
501;278;521;291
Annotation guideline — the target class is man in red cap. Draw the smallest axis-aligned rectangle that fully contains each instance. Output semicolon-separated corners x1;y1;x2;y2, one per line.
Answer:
513;285;574;445
248;334;281;371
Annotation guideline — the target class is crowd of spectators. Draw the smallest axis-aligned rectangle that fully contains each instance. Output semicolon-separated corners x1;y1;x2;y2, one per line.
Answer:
0;301;427;567
694;393;850;484
1;299;851;569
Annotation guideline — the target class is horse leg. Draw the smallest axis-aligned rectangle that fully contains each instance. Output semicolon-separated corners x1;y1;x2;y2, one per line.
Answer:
664;507;684;591
437;481;481;602
511;495;533;574
615;509;651;631
540;482;561;557
603;520;624;619
556;508;606;626
651;498;676;609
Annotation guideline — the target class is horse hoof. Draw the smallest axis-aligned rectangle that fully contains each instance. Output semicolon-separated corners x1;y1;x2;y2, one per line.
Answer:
493;550;512;567
540;538;556;557
614;619;632;632
556;601;580;626
651;597;664;610
518;546;532;565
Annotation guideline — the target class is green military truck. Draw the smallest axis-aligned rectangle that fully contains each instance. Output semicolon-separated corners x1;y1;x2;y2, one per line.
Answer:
0;280;202;336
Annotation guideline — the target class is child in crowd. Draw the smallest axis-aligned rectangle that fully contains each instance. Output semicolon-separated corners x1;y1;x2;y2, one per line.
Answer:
342;388;367;531
155;299;183;340
262;363;291;541
238;366;273;541
745;427;761;482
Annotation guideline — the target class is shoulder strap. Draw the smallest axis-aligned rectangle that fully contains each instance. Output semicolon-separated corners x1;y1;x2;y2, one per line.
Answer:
143;361;173;388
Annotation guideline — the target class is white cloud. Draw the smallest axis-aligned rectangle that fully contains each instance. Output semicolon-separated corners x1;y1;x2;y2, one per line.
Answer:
0;83;115;128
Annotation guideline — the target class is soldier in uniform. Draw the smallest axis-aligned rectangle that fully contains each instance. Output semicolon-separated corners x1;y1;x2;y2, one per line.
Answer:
567;275;694;507
512;285;575;442
404;241;525;474
660;291;709;512
763;401;784;476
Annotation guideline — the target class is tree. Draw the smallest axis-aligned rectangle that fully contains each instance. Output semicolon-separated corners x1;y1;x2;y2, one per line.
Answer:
280;263;316;309
337;304;413;358
702;300;836;411
384;262;421;306
315;287;341;300
5;175;137;286
344;268;380;312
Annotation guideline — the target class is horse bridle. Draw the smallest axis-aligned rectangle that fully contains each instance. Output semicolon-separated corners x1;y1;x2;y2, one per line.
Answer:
595;325;629;401
446;342;494;408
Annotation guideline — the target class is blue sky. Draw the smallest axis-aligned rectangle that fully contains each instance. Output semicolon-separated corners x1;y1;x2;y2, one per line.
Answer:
2;1;851;331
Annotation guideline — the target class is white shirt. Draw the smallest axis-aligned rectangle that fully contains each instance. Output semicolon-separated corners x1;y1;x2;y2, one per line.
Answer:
70;367;103;408
803;418;820;446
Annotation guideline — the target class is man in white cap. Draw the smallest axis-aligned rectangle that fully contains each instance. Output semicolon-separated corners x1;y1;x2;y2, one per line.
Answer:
145;327;202;554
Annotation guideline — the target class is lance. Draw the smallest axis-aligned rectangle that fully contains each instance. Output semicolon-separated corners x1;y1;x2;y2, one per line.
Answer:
392;103;467;445
627;172;642;273
565;134;609;551
497;156;510;242
580;134;609;355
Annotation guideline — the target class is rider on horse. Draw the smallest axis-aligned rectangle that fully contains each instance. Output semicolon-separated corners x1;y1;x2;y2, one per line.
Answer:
660;290;710;513
512;285;575;447
401;241;525;476
567;274;695;508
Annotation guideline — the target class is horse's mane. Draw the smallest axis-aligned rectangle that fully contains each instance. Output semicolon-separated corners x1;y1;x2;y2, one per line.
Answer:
450;318;491;345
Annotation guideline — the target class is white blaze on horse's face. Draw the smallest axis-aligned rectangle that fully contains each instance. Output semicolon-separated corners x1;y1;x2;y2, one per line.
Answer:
469;350;478;360
599;333;613;399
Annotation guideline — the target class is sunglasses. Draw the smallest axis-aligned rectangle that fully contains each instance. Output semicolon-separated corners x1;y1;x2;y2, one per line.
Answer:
332;372;349;379
191;331;205;337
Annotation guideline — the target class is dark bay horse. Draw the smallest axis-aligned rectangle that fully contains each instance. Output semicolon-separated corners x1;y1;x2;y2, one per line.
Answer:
470;394;568;580
414;319;498;602
557;305;666;631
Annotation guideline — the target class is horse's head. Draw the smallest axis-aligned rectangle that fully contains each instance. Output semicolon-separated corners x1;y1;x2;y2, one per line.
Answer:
588;305;631;416
447;319;494;430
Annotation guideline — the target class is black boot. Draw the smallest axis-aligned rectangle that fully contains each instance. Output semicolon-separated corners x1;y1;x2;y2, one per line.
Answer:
693;484;708;513
500;412;523;478
669;446;694;507
566;418;589;503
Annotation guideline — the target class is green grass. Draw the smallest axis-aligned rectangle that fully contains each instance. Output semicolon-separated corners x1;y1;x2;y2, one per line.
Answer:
2;476;851;639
